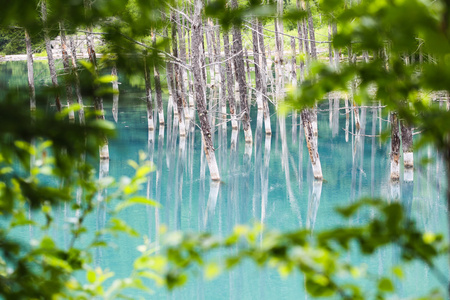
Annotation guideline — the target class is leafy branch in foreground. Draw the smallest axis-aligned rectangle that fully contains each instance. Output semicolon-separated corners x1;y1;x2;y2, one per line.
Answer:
134;199;446;300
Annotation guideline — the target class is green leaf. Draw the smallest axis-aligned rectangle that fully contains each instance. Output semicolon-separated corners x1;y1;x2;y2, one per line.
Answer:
378;277;394;292
115;196;161;212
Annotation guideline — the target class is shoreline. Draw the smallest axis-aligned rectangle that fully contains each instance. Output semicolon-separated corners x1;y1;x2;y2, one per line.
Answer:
0;53;102;63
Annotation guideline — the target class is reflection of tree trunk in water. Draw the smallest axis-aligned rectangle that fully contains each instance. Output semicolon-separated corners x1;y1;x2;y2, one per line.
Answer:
154;125;164;249
261;133;271;226
59;22;75;121
280;116;303;226
231;0;252;144
351;116;361;203
390;112;400;181
371;107;377;198
69;37;85;124
146;130;155;241
301;109;323;180
41;0;61;112
345;94;349;142
25;29;36;113
174;136;186;231
95;159;109;267
204;181;220;229
253;110;264;218
358;108;366;203
401;120;414;181
332;96;339;138
192;0;220;181
307;180;322;233
111;65;119;123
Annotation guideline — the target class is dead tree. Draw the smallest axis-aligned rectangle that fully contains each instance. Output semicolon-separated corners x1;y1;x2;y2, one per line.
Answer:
59;22;75;121
25;29;35;112
231;0;252;144
41;0;61;112
390;112;401;180
192;0;220;181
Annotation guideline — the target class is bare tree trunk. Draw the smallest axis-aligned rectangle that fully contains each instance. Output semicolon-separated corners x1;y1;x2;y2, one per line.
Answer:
290;37;297;87
41;0;61;112
85;0;108;159
301;109;323;180
296;0;305;80
171;13;186;136
257;20;272;135
223;32;238;130
69;37;84;124
231;0;252;144
390;112;400;180
144;56;154;131
192;0;220;181
176;12;191;125
251;19;263;111
152;34;164;125
59;22;75;121
274;0;285;104
111;64;119;123
401;120;414;181
25;29;36;112
306;0;317;60
216;26;227;132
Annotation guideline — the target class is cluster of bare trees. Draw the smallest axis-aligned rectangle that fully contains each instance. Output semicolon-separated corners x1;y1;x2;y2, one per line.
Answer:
23;0;432;184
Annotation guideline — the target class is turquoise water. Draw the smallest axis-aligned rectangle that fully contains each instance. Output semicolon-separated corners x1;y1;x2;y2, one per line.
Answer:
1;61;448;299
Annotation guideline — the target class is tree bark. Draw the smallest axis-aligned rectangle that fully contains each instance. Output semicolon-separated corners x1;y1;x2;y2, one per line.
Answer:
251;19;263;110
223;32;238;130
231;0;252;144
25;29;36;113
143;56;154;131
390;112;400;180
301;109;323;180
171;13;186;136
41;0;61;112
152;33;164;125
69;36;85;125
192;0;220;181
257;20;272;135
59;22;75;121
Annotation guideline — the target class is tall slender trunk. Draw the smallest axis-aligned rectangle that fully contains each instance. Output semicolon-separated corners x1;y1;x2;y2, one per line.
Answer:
251;19;263;111
176;12;191;125
231;0;252;144
192;0;220;181
152;33;164;125
223;32;238;130
257;20;272;135
171;13;186;136
290;37;297;87
69;37;84;124
306;0;317;60
59;22;75;121
85;0;108;159
274;0;285;104
401;120;414;181
390;112;400;180
144;56;154;131
296;0;305;79
41;0;61;112
25;29;36;112
111;64;119;123
302;109;323;180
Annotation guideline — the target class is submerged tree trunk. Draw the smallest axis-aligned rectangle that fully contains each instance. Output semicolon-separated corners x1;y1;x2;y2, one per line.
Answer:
143;56;154;131
401;120;414;181
85;0;109;159
301;109;323;180
152;33;164;125
192;0;220;181
59;22;75;121
69;37;84;124
231;0;252;144
390;112;400;180
25;29;36;112
223;32;238;130
257;20;272;135
41;0;61;112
